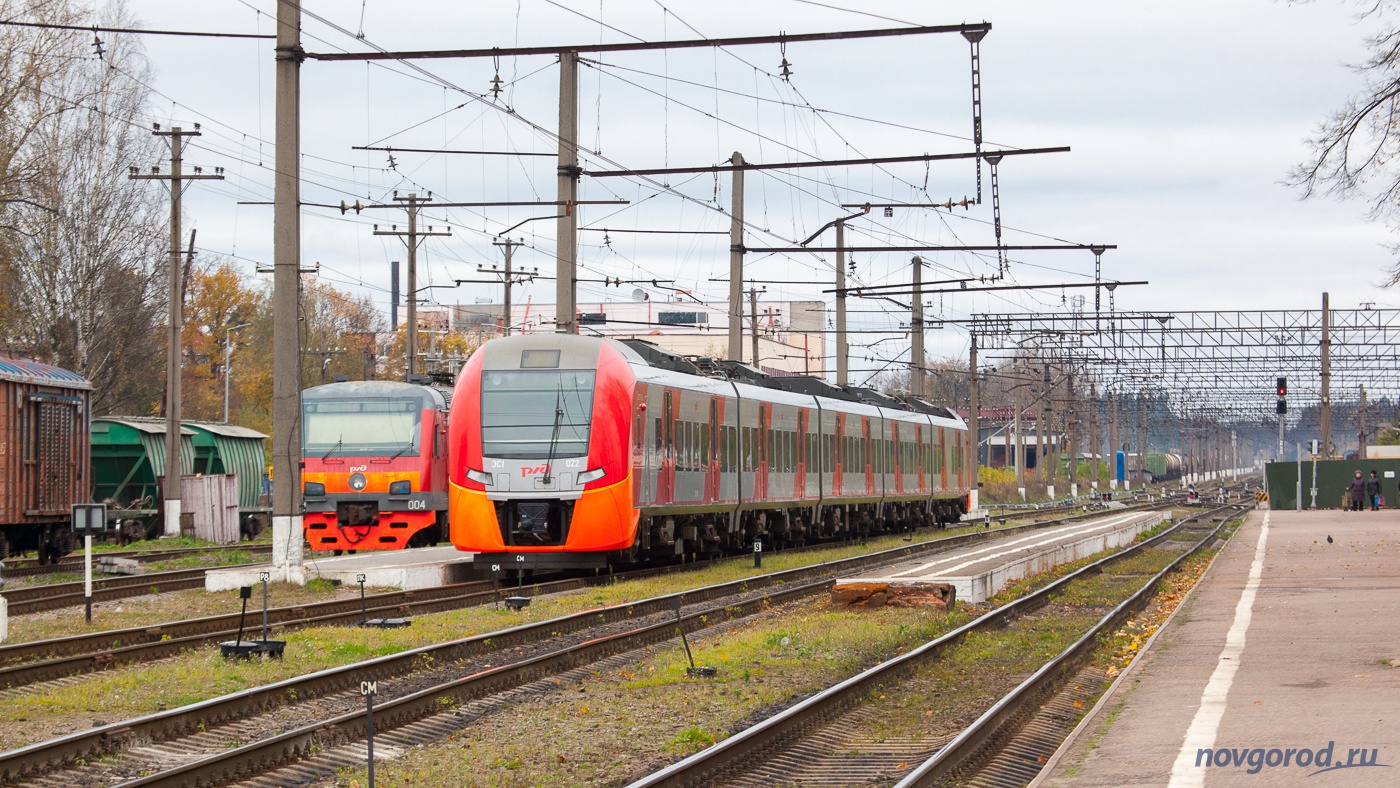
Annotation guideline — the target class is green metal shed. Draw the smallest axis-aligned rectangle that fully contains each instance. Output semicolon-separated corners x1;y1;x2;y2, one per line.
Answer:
182;422;268;511
90;418;195;511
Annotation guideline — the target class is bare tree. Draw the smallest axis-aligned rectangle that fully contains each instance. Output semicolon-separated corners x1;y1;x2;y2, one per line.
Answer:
1290;3;1400;283
1;1;167;414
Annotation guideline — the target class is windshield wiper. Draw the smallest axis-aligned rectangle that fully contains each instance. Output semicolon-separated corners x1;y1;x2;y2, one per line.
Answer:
541;382;565;484
385;441;415;462
322;436;343;462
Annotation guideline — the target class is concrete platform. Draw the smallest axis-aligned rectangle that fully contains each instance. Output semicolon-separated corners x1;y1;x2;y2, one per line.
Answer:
1035;509;1400;787
205;545;475;591
836;510;1167;603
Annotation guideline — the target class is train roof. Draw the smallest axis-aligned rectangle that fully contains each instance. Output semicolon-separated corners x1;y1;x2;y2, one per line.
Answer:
0;357;92;390
303;380;449;409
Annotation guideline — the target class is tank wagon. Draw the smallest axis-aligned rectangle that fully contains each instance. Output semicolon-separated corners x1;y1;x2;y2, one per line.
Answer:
0;357;92;563
447;335;971;570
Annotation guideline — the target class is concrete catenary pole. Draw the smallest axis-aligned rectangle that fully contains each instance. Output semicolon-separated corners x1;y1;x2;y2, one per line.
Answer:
1320;291;1331;456
1089;382;1099;483
556;51;580;335
1359;384;1368;460
728;152;745;360
271;0;304;576
910;256;924;398
835;219;848;386
749;287;761;368
968;334;979;482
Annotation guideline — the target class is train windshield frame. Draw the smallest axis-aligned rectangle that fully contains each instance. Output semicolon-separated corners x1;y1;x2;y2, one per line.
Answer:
303;398;421;458
480;369;596;459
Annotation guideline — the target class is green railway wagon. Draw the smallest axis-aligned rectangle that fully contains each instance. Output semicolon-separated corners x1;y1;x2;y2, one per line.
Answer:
90;418;196;538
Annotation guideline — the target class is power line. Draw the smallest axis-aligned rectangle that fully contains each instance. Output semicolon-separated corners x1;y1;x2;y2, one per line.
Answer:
0;19;274;39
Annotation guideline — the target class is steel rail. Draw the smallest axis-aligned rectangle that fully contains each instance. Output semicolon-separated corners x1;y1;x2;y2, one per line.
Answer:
1;567;261;615
893;504;1247;787
0;543;273;579
0;503;1173;689
112;580;831;788
0;505;1175;783
625;502;1243;788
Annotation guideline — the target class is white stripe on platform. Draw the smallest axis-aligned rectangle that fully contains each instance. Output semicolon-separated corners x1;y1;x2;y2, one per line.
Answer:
1166;510;1270;788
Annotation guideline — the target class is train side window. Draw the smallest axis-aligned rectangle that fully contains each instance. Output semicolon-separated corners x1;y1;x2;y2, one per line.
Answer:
654;417;663;454
701;424;710;468
742;426;752;472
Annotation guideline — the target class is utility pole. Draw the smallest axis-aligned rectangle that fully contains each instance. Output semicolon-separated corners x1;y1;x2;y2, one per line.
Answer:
728;152;745;361
968;334;979;481
129;125;223;537
484;238;533;336
747;286;764;368
372;193;451;379
1089;382;1099;483
910;256;924;398
1359;384;1368;460
1039;365;1050;483
1136;396;1145;484
389;260;400;331
1013;366;1025;492
1066;370;1076;486
1320;291;1331;457
556;50;580;335
1109;389;1119;484
271;0;302;578
835;218;848;386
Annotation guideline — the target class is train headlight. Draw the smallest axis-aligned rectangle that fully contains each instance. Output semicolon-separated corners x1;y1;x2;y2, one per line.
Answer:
303;482;325;497
388;480;412;495
349;472;367;491
577;467;606;484
466;468;493;485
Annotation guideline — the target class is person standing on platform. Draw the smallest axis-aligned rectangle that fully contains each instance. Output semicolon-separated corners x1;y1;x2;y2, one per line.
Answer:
1367;470;1382;510
1347;471;1367;512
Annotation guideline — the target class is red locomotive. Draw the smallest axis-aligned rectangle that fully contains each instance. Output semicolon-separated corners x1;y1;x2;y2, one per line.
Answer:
301;380;451;551
447;335;970;569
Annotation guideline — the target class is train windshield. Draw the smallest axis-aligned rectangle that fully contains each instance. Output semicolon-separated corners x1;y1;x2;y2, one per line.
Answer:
481;370;595;459
303;398;421;458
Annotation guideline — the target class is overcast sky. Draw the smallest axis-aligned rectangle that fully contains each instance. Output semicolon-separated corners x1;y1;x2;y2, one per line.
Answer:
120;0;1391;374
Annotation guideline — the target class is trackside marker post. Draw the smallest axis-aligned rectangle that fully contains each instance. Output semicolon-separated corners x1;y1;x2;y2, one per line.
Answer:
754;539;762;569
361;680;377;788
72;504;106;624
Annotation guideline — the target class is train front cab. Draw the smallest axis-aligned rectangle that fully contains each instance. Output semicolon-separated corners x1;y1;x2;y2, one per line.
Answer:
301;381;449;551
448;335;638;570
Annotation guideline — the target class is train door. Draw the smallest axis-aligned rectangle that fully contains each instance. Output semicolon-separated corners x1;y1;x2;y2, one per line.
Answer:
939;426;948;492
29;397;79;516
707;398;719;501
863;417;874;495
659;389;675;504
890;421;902;495
756;403;768;501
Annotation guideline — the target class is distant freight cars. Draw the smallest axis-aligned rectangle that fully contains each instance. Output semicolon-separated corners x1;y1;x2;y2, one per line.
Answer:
301;380;452;552
447;335;971;570
0;357;92;563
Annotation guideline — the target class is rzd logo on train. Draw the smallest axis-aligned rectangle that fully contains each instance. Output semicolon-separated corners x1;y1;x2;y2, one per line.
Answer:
522;464;551;477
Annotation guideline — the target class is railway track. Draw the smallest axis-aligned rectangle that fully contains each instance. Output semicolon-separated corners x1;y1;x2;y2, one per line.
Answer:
0;504;1186;787
0;543;273;580
623;501;1246;788
0;566;259;616
0;499;1181;693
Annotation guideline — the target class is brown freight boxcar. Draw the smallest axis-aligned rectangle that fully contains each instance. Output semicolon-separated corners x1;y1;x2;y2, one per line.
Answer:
0;357;92;562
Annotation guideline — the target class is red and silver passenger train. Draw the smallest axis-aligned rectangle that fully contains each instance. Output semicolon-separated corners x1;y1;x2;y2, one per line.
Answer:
447;334;971;569
301;380;451;551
